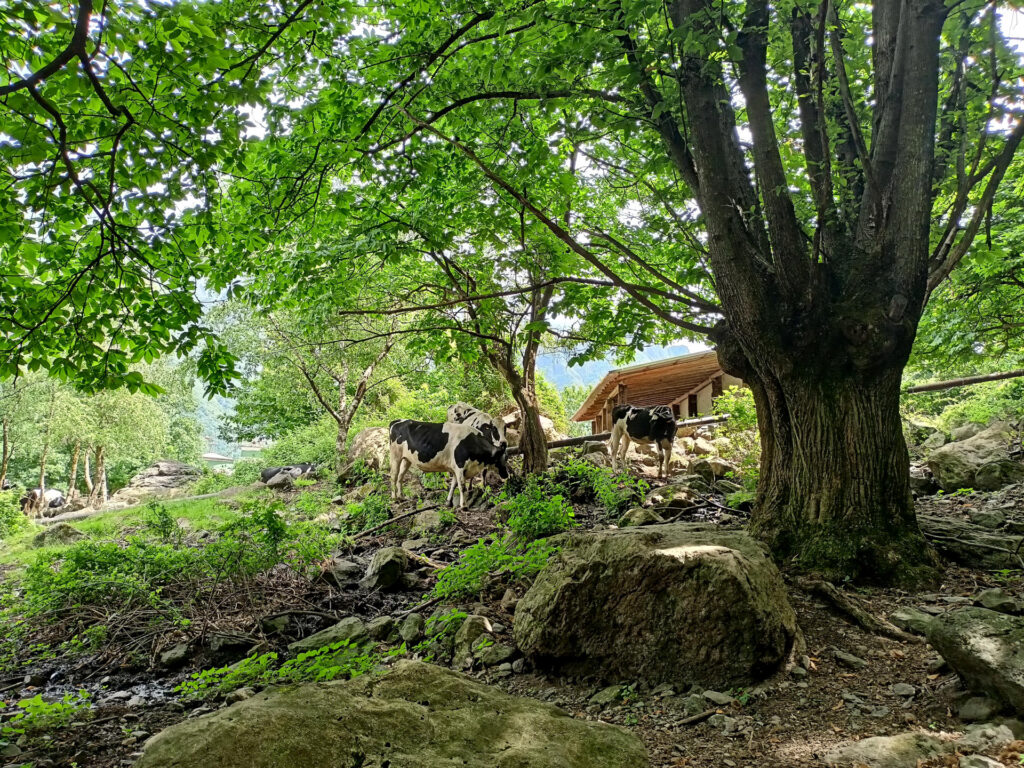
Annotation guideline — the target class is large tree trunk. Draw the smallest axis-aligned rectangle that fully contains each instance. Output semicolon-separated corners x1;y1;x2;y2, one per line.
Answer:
83;449;93;494
717;329;937;586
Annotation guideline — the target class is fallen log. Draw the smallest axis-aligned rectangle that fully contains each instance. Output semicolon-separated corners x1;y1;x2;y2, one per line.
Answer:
506;414;730;457
904;369;1024;394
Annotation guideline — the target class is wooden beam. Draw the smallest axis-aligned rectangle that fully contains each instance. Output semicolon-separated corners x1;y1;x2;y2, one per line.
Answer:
506;415;730;456
904;369;1024;394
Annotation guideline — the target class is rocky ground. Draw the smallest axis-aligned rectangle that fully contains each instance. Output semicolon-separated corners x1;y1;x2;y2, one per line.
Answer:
3;449;1024;767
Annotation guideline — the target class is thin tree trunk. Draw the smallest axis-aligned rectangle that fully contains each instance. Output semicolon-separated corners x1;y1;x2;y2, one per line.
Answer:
511;384;548;474
0;417;10;489
67;441;81;500
84;449;93;494
89;446;106;506
33;389;57;516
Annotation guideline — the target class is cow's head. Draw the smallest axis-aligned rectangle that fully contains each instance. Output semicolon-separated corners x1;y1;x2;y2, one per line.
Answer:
491;444;510;480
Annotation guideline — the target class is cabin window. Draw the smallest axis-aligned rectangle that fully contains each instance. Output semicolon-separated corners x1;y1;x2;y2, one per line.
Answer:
688;394;698;417
712;375;723;397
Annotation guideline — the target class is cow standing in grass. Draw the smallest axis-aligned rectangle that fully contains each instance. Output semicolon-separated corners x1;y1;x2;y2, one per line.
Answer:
610;405;677;479
389;419;509;508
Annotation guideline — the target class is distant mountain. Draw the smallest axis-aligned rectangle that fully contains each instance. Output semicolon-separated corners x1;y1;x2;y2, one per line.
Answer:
536;343;695;391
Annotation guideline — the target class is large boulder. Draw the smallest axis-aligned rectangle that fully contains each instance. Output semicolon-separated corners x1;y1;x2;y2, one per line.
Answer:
927;607;1024;713
32;522;87;548
927;422;1024;491
514;524;797;689
348;427;391;472
135;660;648;768
107;459;202;505
823;732;951;767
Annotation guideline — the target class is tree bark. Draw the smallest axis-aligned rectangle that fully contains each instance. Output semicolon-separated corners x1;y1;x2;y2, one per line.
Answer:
89;446;107;506
67;441;81;500
510;382;548;474
0;417;10;489
83;448;93;494
717;330;938;585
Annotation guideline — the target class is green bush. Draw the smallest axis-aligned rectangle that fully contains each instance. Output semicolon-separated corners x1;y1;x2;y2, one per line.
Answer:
713;386;761;492
176;639;398;700
430;533;556;602
339;491;391;533
260;415;337;469
1;691;91;744
0;490;29;539
502;476;575;540
20;497;340;621
547;459;646;515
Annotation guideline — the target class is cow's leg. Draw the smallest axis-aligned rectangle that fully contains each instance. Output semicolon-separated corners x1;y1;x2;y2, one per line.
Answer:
609;426;621;471
617;435;631;471
394;458;410;500
445;472;457;506
659;440;671;479
389;446;402;499
453;467;467;509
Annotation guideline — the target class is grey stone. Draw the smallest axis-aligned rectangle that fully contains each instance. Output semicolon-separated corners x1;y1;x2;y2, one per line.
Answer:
475;643;515;668
617;507;664;527
970;509;1007;530
361;547;410;591
225;687;255;704
453;615;492;667
928;423;1022;491
682;694;706;715
32;522;87;548
918;514;1023;570
347;427;391;472
953;423;985;442
958;723;1016;753
323;558;363;587
690;457;736;483
399;613;425;645
401;538;429;551
890;683;916;697
261;615;291;634
367;616;395;641
959;756;1002;768
160;642;190;669
136;661;648;768
409;509;444;537
834;649;868;670
922;431;948;450
889;607;936;635
928;607;1024;713
959;696;1003;722
511;658;526;674
288;617;367;653
514;524;797;689
589;685;624;707
824;732;950;767
702;690;735;706
978;588;1018;614
266;472;293;489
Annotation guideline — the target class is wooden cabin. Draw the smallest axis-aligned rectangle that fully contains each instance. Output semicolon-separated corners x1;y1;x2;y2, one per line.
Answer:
571;349;743;434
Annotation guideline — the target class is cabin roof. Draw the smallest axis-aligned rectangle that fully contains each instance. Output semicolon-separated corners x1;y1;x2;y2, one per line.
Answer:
570;349;723;422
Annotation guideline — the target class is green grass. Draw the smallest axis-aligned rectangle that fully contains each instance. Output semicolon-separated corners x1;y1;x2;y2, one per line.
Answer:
0;496;247;568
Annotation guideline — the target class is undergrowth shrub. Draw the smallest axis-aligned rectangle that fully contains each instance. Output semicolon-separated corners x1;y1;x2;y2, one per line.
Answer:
0;490;29;539
176;640;402;700
501;476;574;540
712;386;760;492
547;459;646;515
338;489;391;533
0;691;91;746
430;533;556;602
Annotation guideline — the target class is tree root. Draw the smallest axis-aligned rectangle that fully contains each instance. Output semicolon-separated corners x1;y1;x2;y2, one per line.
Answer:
801;579;923;644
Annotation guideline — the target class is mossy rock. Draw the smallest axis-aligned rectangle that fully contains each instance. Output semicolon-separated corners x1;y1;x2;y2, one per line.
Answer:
514;523;797;689
136;660;648;768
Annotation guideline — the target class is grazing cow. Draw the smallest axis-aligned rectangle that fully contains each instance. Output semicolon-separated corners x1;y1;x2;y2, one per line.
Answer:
260;464;316;484
446;402;506;450
446;402;507;490
20;488;66;516
389;419;509;508
609;404;677;478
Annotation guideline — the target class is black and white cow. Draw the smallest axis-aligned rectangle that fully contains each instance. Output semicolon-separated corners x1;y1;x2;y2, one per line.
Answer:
260;464;316;484
389;419;509;508
446;402;506;450
20;488;66;516
609;404;677;478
